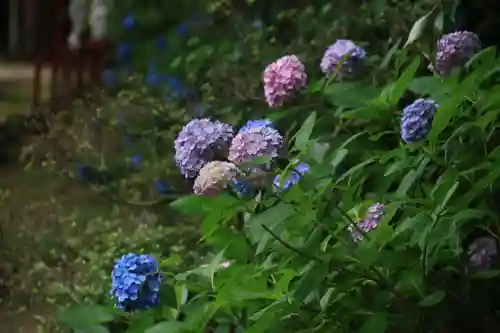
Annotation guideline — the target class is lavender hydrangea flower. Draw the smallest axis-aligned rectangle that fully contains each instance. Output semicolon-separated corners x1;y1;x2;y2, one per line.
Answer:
238;119;274;133
193;161;238;196
468;237;497;269
436;31;481;76
110;253;161;311
348;203;385;242
320;40;367;79
263;55;307;108
273;161;310;191
174;119;234;178
228;125;283;167
401;99;438;144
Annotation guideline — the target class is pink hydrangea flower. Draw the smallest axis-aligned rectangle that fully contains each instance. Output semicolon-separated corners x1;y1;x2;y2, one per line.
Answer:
263;55;307;108
193;161;238;196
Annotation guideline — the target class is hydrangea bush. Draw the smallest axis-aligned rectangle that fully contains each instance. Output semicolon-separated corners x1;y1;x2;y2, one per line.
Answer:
58;11;500;332
53;3;500;333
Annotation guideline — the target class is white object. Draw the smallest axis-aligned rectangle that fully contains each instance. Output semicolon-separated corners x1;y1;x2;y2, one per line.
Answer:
67;0;110;49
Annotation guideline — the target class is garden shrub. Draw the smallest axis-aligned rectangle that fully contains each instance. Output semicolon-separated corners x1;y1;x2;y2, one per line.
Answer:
54;1;500;332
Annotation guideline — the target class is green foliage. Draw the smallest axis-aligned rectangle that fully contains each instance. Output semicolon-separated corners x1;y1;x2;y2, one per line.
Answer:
19;0;500;332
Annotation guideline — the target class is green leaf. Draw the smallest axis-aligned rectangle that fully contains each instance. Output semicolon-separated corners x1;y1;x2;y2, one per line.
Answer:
247;203;296;253
125;315;155;333
75;325;109;333
145;321;186;333
184;302;220;333
208;249;227;290
324;83;380;108
472;269;500;279
404;9;435;48
58;305;114;328
396;157;430;198
170;194;238;214
359;313;388;333
336;158;376;183
382;56;420;106
293;111;317;151
408;76;443;96
418;290;446;307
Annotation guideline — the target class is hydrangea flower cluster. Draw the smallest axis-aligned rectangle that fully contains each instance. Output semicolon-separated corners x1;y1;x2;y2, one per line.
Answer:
238;119;274;133
468;237;497;269
110;253;161;311
193;161;239;196
228;125;283;166
348;203;385;242
263;55;307;108
273;161;310;191
174;118;234;178
320;40;367;79
435;31;481;76
400;99;439;144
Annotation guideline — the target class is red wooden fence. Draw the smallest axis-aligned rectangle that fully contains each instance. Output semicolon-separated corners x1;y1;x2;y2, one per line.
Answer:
31;0;109;111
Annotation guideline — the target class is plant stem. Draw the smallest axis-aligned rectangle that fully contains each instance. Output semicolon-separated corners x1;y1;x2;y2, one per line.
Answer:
261;224;322;262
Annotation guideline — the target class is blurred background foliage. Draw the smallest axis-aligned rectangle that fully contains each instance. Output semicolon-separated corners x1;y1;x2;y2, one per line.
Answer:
1;0;496;331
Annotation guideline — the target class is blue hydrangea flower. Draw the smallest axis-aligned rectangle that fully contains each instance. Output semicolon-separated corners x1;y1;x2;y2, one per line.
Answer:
154;180;170;194
401;99;438;144
174;119;234;178
167;76;183;94
122;14;135;30
155;36;167;50
273;162;310;191
320;40;367;79
131;154;142;168
238;119;274;133
123;136;132;147
348;203;385;242
146;73;165;86
436;31;481;76
76;162;91;180
110;253;161;311
176;24;188;35
232;179;252;196
102;70;117;86
116;43;132;61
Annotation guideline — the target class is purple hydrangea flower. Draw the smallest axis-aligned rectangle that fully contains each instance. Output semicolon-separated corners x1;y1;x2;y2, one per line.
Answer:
273;161;310;191
228;125;283;166
263;55;307;108
174;119;234;178
193;161;238;196
238;119;274;133
348;203;385;242
320;40;367;79
468;237;497;269
110;253;161;311
401;99;438;144
436;31;481;76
